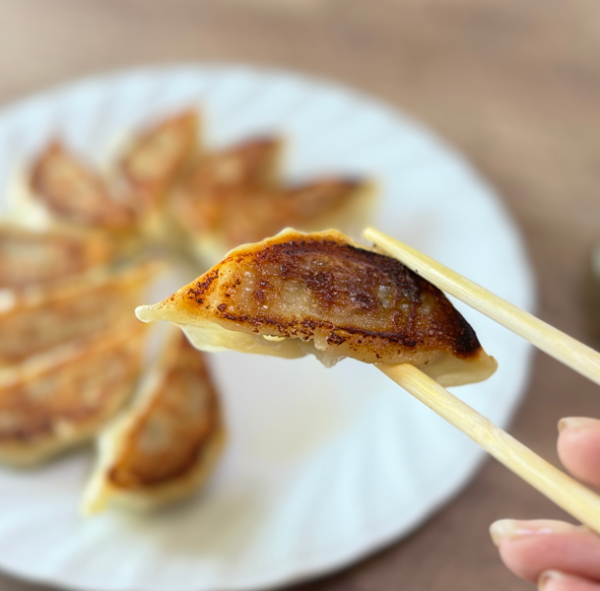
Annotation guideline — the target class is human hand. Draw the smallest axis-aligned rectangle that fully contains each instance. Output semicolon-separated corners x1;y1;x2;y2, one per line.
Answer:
490;418;600;590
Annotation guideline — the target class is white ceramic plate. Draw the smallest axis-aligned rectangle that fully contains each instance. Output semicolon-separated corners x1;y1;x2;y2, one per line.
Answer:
0;65;534;591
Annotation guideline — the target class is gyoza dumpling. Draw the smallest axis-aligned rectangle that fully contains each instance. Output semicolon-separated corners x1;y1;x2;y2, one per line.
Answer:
172;136;281;231
172;136;373;264
136;229;497;387
0;225;114;288
82;330;224;513
170;136;281;261
0;320;146;466
219;178;372;249
0;259;161;365
120;110;199;214
30;142;134;229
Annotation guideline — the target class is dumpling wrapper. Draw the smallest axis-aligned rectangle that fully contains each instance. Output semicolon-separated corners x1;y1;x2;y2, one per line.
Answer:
30;142;135;229
0;259;162;365
170;136;282;262
218;178;374;250
0;225;114;288
120;110;199;213
170;136;374;263
136;229;497;387
172;136;282;231
0;320;146;466
116;109;199;243
82;330;224;514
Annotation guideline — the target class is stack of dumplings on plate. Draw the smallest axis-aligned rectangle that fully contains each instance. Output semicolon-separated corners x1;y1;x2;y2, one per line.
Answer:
0;107;373;513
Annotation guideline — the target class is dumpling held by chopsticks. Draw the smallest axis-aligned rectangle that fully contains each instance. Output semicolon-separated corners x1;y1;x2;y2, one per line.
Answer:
136;229;497;387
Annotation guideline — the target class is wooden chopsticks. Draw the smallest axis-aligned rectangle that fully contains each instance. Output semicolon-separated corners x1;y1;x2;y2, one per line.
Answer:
364;227;600;387
364;227;600;534
364;228;600;385
379;364;600;533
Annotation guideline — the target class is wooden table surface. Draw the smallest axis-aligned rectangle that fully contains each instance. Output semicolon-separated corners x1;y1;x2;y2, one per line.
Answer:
1;1;599;589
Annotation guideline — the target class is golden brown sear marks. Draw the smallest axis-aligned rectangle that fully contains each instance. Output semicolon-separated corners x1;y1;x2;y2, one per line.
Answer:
30;142;134;228
172;134;365;248
107;334;222;490
190;231;481;363
0;260;160;364
172;136;280;236
184;136;280;191
120;110;198;212
137;230;494;378
0;322;145;465
285;178;365;222
222;178;365;247
0;226;114;288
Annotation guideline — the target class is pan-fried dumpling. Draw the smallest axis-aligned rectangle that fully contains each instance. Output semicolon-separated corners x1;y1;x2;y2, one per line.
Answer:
220;178;372;248
120;110;198;214
0;320;146;466
82;330;224;513
175;155;372;263
0;225;114;288
172;136;281;231
136;229;497;387
30;142;134;229
0;259;161;365
170;136;281;261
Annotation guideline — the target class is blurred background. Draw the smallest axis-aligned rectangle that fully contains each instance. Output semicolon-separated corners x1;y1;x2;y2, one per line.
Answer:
1;1;599;590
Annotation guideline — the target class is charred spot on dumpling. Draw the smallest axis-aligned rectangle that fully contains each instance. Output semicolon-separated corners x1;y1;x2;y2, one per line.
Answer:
187;269;219;301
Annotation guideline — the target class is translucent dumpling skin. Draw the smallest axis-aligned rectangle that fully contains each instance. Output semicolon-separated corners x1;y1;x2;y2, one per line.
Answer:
137;229;497;386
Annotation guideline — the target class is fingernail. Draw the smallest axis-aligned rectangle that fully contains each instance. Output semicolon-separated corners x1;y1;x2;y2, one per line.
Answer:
489;519;578;546
538;570;565;590
558;417;600;433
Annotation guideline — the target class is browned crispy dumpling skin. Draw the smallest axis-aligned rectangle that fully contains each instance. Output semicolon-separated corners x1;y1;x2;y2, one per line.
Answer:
285;178;366;222
137;229;497;386
0;225;114;288
82;330;225;513
120;110;198;213
30;142;134;229
222;178;368;247
0;260;161;365
172;136;281;234
171;135;371;262
0;321;146;466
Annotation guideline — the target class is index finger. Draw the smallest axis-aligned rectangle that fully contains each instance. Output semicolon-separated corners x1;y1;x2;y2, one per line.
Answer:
558;418;600;490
